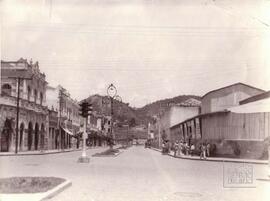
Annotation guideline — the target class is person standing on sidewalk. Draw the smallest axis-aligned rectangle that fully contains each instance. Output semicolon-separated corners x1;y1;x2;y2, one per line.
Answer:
174;141;179;157
162;141;166;154
185;141;190;155
206;142;211;157
190;143;195;156
200;143;207;159
180;140;185;156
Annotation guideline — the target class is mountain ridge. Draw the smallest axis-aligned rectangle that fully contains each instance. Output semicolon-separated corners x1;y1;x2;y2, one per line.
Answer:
81;94;201;126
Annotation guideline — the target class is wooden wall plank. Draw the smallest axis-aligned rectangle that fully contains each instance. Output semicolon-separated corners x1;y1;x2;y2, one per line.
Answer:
264;113;268;139
259;113;264;139
268;113;270;138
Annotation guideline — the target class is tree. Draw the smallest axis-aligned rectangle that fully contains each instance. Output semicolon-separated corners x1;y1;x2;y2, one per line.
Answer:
161;130;167;141
129;118;136;127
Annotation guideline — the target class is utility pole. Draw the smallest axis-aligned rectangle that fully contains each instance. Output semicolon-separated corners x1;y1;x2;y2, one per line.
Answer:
58;89;63;150
15;77;21;154
9;75;32;154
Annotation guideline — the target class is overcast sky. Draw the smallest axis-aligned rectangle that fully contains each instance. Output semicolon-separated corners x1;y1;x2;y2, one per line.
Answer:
1;0;270;107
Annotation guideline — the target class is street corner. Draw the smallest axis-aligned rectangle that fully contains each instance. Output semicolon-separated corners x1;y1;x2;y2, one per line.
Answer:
0;179;72;201
41;179;72;201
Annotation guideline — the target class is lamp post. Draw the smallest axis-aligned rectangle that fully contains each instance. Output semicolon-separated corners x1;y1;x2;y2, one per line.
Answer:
107;84;121;149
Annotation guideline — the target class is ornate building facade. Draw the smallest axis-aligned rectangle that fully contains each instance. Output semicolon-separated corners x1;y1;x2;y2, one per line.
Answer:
46;85;81;149
0;58;48;152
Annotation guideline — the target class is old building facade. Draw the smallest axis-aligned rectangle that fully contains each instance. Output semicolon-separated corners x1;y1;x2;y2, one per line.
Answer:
86;108;110;147
46;85;81;149
199;83;268;159
159;98;201;142
200;83;265;139
201;83;264;114
0;58;48;152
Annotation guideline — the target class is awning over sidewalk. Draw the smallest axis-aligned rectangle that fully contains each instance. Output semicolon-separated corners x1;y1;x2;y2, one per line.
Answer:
61;126;74;136
170;110;229;129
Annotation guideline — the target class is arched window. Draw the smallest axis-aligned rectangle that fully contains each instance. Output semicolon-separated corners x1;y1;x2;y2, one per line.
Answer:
27;86;31;101
34;89;37;103
40;92;43;105
1;84;12;96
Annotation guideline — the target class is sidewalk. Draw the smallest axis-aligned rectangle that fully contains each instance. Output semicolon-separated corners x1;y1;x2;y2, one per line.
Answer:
0;146;107;157
150;147;268;165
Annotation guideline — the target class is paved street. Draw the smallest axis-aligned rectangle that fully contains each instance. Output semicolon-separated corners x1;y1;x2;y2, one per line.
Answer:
0;146;269;201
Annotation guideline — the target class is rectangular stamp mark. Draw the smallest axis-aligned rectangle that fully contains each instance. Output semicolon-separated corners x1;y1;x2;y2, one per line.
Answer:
223;162;256;188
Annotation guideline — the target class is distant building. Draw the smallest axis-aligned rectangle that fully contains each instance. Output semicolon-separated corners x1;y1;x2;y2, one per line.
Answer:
158;98;201;144
127;125;148;145
87;113;108;146
47;109;58;150
0;58;48;152
114;124;130;144
46;85;81;149
103;115;112;135
81;97;111;147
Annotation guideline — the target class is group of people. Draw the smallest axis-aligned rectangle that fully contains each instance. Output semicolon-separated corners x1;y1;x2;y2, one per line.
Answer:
162;140;212;159
198;142;212;159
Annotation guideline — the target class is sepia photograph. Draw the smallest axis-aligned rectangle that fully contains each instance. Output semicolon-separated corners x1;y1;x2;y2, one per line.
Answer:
0;0;270;200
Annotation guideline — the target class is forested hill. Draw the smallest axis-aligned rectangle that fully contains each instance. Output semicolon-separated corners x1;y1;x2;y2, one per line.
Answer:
135;95;201;124
81;94;201;127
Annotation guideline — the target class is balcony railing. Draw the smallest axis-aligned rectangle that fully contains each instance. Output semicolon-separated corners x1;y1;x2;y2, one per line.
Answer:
0;94;48;114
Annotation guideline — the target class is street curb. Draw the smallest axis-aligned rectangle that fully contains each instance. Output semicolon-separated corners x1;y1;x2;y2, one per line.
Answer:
40;179;72;201
149;148;268;165
0;180;72;201
0;147;106;157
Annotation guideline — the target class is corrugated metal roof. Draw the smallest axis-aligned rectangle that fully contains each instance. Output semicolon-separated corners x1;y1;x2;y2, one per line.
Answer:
228;97;270;113
202;82;265;98
239;91;270;105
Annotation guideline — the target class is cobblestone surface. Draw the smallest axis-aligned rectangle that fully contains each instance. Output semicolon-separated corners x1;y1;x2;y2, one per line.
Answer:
0;146;269;201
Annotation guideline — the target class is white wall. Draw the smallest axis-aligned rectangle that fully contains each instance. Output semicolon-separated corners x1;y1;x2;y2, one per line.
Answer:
46;87;59;111
210;91;251;112
170;106;200;127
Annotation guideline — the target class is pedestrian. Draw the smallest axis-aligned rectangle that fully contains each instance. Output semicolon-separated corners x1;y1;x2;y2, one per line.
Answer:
165;140;170;154
178;141;183;156
200;143;207;159
190;143;195;156
162;141;166;154
185;141;190;155
206;142;211;157
174;141;179;157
